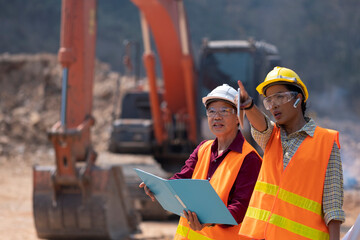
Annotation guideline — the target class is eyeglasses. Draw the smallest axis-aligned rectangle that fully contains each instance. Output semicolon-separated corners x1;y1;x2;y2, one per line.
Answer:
206;107;236;117
263;91;298;110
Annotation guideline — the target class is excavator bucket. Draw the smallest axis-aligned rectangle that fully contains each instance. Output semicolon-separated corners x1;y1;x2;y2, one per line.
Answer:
33;164;139;239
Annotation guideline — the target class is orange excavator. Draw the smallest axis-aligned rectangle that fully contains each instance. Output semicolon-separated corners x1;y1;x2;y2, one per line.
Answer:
32;1;139;239
33;0;280;239
109;0;281;171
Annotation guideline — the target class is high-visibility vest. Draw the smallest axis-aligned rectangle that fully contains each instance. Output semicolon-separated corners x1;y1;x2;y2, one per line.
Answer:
239;125;340;240
174;139;259;240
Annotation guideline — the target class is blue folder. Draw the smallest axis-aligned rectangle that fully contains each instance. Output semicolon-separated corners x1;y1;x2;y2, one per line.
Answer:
134;168;238;225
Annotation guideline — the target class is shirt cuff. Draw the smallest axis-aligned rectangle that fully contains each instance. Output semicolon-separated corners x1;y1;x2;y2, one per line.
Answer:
324;209;345;225
250;117;273;150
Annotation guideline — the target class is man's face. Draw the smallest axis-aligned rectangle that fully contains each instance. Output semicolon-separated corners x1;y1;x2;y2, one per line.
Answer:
207;100;239;137
265;85;300;125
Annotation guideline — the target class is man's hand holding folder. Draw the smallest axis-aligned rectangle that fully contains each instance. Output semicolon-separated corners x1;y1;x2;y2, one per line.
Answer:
135;168;238;227
139;182;155;202
183;210;215;231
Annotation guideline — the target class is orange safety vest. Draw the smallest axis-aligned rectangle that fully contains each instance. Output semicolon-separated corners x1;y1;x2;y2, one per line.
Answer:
239;126;340;240
174;139;259;240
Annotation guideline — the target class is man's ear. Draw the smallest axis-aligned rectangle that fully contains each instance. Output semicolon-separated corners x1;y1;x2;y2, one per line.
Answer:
297;93;303;101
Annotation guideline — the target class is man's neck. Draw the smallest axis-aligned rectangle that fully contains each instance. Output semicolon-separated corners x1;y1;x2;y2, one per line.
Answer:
281;116;307;135
217;131;237;152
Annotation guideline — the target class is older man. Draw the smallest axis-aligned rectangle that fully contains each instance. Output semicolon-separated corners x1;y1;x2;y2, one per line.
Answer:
142;84;262;240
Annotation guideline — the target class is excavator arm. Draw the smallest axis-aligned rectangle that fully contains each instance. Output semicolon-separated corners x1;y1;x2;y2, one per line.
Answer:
50;0;97;187
132;0;197;144
108;0;198;169
32;1;139;238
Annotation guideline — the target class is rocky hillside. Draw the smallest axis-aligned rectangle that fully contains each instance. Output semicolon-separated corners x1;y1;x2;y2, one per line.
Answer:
0;53;136;164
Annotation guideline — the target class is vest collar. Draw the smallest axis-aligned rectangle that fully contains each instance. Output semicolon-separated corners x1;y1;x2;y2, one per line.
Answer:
277;117;316;138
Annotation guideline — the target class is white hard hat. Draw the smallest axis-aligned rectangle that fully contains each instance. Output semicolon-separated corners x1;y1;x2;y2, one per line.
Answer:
202;84;237;108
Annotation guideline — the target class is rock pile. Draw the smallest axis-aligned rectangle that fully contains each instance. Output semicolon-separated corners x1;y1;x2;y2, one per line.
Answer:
0;53;131;164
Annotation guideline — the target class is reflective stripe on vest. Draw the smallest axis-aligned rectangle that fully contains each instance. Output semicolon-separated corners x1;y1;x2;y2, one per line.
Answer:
240;126;339;240
254;181;322;215
175;225;213;240
246;207;329;240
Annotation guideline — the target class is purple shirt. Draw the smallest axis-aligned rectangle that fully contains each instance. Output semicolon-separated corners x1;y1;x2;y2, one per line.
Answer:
170;131;262;225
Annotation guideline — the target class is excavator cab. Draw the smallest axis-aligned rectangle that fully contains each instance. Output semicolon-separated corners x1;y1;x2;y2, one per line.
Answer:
198;39;281;146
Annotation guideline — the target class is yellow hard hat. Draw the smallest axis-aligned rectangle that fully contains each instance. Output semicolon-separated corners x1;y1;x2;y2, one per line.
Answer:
256;66;309;102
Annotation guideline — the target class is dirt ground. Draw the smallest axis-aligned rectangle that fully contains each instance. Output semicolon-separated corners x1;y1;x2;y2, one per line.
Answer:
0;158;358;239
0;53;359;239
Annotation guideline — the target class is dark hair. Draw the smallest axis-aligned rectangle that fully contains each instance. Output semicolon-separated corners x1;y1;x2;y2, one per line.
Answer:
284;84;307;116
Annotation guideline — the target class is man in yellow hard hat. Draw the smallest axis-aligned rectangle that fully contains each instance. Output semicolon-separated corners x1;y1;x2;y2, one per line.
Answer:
236;67;344;240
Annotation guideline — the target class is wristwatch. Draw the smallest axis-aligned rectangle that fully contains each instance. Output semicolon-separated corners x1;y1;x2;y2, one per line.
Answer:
241;97;254;110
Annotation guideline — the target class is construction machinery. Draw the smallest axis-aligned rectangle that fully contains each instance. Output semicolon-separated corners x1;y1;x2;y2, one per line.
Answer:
32;0;280;239
32;1;140;239
109;0;280;171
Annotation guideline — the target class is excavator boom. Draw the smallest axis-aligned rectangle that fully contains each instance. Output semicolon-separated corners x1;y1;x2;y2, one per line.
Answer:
133;0;197;143
32;1;139;239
